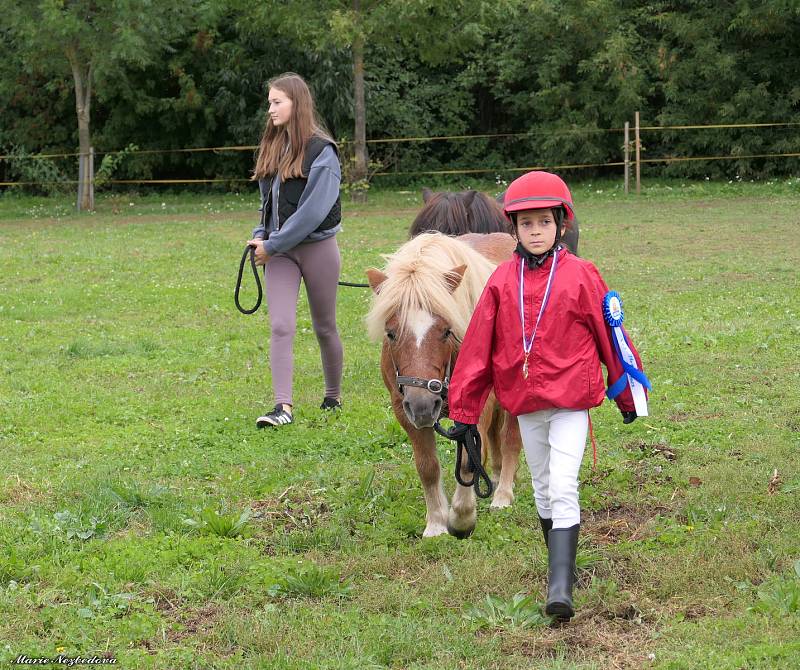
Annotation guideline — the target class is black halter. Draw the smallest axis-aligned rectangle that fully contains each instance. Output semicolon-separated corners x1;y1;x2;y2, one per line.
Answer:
394;358;452;397
388;331;459;399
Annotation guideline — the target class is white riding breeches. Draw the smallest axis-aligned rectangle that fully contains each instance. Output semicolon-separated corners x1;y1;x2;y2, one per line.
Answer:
518;408;588;529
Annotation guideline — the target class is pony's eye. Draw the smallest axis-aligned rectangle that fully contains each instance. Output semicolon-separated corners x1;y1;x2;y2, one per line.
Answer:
442;328;452;340
386;330;396;341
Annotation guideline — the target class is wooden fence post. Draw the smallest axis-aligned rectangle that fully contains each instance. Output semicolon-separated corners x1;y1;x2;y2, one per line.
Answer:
624;121;630;194
88;147;95;210
76;151;85;211
635;111;641;195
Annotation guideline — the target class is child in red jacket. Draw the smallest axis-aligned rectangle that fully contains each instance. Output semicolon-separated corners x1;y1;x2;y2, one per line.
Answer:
448;171;650;621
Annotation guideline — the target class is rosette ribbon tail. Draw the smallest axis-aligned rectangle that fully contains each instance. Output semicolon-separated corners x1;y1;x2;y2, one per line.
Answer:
603;291;651;417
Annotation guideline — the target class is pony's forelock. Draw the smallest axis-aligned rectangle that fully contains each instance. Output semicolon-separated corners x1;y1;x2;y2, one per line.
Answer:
365;232;496;342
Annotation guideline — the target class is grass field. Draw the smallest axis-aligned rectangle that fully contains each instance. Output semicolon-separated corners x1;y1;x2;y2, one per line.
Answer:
1;180;799;669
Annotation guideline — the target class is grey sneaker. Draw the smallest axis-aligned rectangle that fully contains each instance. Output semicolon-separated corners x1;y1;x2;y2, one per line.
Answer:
256;404;293;428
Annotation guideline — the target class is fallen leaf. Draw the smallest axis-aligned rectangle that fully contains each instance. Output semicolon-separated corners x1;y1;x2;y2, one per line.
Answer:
654;444;677;460
688;476;702;487
767;468;781;495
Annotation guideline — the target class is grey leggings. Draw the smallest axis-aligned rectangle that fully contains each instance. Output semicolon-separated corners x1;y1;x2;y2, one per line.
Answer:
264;235;343;406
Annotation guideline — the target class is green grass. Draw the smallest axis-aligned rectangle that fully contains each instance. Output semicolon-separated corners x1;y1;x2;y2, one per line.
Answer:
0;181;799;668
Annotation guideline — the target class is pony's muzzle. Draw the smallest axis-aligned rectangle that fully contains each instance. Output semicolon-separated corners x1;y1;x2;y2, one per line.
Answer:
402;387;443;429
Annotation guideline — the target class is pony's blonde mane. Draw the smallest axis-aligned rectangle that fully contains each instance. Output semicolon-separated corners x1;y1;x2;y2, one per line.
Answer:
366;232;497;341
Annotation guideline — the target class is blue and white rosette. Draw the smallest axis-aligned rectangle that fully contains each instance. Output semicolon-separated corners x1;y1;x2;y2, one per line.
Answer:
603;291;651;417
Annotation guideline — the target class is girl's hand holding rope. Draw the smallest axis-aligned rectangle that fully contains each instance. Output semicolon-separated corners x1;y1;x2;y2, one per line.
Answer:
247;239;270;266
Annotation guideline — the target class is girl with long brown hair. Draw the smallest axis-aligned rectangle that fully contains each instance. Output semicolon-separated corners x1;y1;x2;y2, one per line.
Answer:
247;73;343;427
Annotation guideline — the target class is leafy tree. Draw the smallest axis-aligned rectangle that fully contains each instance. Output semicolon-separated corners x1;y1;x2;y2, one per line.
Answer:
0;22;74;189
240;0;506;199
3;0;205;208
645;0;800;177
3;0;800;190
98;7;353;188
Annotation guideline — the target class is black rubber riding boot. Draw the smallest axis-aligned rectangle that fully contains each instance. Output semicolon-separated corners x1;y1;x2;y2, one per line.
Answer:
538;516;553;547
545;523;580;622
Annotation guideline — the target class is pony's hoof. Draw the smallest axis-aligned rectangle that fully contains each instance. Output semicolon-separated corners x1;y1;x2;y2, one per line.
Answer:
422;524;449;538
490;496;514;509
447;522;475;539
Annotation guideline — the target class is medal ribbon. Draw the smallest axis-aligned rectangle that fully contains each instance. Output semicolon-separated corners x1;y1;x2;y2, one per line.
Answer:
519;247;559;377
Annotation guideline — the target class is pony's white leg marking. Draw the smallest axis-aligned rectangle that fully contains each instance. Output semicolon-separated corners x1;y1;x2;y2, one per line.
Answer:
491;415;520;509
491;445;517;507
448;417;481;537
490;440;516;508
422;479;449;537
484;407;514;508
406;424;449;538
449;483;477;536
491;478;515;508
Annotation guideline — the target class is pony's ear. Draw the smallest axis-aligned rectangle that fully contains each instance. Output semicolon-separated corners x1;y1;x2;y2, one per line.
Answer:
444;264;467;293
462;189;478;208
422;187;433;203
366;268;388;294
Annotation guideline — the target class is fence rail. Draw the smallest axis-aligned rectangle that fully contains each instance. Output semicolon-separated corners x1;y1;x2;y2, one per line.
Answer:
1;119;799;191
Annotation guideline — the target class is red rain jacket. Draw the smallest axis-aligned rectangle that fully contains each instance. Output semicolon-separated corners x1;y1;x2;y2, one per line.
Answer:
448;248;645;424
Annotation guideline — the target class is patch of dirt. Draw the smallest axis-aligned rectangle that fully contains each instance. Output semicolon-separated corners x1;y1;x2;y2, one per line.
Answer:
498;614;657;669
623;439;677;461
139;585;184;618
134;589;231;654
583;503;671;545
251;484;331;536
165;603;222;643
0;475;46;505
108;516;152;540
680;602;713;620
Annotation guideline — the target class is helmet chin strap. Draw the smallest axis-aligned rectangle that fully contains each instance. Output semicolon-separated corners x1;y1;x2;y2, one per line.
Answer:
515;241;559;269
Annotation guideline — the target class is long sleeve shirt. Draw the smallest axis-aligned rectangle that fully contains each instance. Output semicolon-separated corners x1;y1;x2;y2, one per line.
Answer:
448;248;646;424
251;144;341;255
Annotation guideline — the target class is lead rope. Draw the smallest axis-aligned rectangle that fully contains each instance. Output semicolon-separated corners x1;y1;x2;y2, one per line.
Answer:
234;246;262;315
433;421;494;499
234;244;369;315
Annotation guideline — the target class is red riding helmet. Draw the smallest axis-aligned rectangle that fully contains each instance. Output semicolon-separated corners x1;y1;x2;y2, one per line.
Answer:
503;171;575;221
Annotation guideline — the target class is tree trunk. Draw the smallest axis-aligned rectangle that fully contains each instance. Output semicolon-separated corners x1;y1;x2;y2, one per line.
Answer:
68;48;93;211
351;0;368;203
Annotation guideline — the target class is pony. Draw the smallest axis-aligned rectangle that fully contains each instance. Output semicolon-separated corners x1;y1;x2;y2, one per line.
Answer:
409;187;580;255
409;189;511;237
366;232;522;538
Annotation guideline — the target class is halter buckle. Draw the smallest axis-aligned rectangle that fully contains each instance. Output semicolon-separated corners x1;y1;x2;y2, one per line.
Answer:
426;379;444;394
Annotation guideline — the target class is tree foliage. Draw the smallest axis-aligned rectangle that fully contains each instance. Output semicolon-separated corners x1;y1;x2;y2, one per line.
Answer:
2;0;799;190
